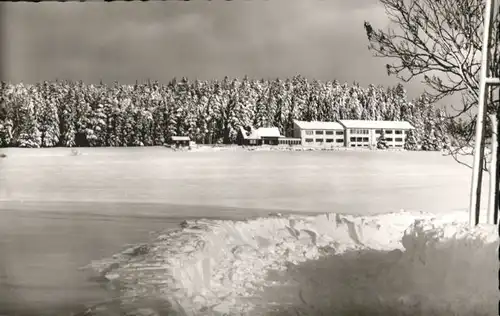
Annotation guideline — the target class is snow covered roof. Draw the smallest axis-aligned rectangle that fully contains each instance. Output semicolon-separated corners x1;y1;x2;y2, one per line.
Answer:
338;120;414;130
240;126;283;139
293;120;344;130
257;127;283;138
171;136;190;141
239;127;260;139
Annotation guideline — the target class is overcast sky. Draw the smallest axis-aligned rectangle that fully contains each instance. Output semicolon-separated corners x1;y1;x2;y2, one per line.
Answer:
2;1;449;102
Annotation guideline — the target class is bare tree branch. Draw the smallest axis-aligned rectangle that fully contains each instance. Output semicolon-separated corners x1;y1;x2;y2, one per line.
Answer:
365;0;500;168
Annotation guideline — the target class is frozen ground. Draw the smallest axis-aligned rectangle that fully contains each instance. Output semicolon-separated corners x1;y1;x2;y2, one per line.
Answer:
0;147;480;213
0;147;493;315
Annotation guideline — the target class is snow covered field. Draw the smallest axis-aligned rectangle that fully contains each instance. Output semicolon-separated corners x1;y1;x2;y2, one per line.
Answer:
0;147;494;315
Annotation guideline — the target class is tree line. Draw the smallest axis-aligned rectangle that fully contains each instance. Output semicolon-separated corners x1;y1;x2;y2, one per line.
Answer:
0;76;452;150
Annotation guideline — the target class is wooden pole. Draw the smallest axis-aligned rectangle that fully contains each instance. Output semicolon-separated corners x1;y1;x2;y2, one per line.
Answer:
496;86;500;225
495;3;500;225
487;114;498;224
495;112;500;225
469;0;495;227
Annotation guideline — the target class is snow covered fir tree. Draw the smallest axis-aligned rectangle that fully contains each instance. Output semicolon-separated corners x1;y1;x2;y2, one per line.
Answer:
0;76;454;150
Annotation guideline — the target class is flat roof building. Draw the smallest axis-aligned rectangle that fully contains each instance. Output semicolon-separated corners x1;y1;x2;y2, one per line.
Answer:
293;119;415;149
293;120;345;147
338;120;414;149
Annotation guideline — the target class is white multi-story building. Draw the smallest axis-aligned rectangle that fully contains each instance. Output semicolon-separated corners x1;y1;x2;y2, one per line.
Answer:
338;120;415;148
293;120;345;147
293;119;415;149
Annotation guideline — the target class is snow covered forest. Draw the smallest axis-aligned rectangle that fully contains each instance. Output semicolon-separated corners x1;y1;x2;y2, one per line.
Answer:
0;76;453;150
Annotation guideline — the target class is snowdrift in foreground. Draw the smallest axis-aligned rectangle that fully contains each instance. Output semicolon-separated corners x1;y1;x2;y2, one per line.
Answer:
86;211;498;316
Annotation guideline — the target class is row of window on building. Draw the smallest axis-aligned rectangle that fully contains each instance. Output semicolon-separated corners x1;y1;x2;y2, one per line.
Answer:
278;138;302;145
305;138;345;143
303;136;404;143
375;129;405;135
302;130;405;142
305;130;345;136
310;129;406;135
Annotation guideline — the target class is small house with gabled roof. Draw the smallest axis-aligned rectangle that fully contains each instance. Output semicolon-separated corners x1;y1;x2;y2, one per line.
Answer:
237;126;285;146
170;135;191;148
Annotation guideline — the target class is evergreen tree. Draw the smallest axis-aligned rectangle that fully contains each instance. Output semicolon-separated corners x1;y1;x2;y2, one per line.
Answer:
254;80;270;128
86;86;108;147
337;83;351;119
421;127;440;151
164;87;178;142
404;129;419;150
0;82;14;147
328;80;342;121
364;84;379;120
38;95;60;147
14;85;42;148
281;79;296;137
348;85;363;119
377;130;388;149
234;76;256;136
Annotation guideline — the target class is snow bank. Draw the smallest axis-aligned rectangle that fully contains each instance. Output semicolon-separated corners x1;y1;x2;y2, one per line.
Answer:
85;210;498;316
